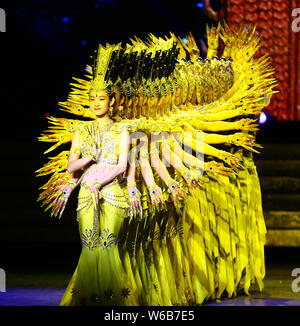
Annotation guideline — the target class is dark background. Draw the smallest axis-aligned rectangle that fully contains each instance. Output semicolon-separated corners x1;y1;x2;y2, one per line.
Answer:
0;0;299;286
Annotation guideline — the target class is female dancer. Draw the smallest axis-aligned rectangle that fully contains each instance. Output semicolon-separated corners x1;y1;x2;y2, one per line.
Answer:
36;23;277;305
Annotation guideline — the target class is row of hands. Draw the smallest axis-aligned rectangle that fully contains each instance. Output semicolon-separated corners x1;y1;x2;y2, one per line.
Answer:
51;158;239;219
52;122;246;218
121;158;238;219
127;178;186;220
52;175;186;220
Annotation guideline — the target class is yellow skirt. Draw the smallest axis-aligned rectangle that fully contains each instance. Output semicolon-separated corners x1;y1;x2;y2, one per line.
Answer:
60;162;266;306
60;181;189;306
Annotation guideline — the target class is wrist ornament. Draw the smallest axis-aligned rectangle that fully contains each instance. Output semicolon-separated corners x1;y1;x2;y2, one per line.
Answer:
166;177;177;191
70;147;81;156
127;180;137;187
148;183;158;197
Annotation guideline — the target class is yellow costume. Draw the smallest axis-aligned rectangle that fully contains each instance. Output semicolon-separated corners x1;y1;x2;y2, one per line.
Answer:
36;22;278;305
60;121;137;305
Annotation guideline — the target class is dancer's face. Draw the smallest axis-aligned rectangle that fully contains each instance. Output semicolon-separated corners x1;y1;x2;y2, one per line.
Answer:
89;89;114;117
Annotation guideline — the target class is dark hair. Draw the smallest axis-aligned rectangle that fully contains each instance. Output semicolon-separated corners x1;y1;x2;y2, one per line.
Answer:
105;85;115;99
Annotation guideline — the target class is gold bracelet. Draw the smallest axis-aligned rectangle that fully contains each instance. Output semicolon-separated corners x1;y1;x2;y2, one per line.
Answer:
70;147;81;155
148;183;159;196
127;180;137;187
66;180;77;189
148;182;157;190
93;180;102;189
166;177;174;186
181;166;189;176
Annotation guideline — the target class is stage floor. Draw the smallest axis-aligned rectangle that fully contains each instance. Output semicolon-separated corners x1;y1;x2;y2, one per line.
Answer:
0;265;299;306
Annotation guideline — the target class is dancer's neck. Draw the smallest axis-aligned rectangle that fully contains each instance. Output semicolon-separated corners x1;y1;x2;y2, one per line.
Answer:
95;114;113;127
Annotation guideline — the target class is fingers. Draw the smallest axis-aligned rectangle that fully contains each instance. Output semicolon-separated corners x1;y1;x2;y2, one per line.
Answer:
130;206;136;220
217;165;233;174
221;169;236;177
130;199;139;219
58;203;67;219
130;196;143;219
189;181;196;189
254;143;263;149
226;155;240;167
248;126;259;132
51;200;63;218
153;196;160;206
172;189;185;203
172;190;185;205
96;130;100;144
151;193;164;207
250;109;262;115
244;146;260;154
130;208;134;220
151;198;157;205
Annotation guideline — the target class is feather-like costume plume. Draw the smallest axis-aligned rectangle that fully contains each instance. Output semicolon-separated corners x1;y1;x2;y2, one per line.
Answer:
36;23;277;219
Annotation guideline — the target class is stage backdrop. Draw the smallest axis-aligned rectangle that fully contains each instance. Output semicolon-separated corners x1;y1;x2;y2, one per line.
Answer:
226;0;300;121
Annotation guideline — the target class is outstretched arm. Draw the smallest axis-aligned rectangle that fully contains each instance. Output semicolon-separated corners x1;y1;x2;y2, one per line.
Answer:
126;140;143;218
165;136;235;179
150;139;185;206
188;118;258;132
181;124;259;151
173;131;240;167
139;136;165;206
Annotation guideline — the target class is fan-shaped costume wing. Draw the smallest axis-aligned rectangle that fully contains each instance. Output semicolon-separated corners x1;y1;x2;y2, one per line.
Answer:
36;22;277;220
36;22;279;304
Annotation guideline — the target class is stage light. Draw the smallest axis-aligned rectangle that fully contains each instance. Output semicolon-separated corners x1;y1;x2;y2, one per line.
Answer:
182;37;188;44
81;40;87;46
196;2;204;8
259;112;267;124
62;16;70;23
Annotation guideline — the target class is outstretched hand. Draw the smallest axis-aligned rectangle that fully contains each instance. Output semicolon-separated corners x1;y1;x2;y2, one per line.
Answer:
217;150;242;168
182;169;203;189
88;129;102;162
227;132;262;153
51;181;76;218
205;161;236;177
167;179;186;206
236;118;259;132
149;184;165;207
128;183;143;219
